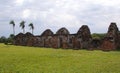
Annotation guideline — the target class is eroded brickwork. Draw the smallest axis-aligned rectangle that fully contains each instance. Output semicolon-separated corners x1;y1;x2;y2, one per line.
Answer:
101;23;119;51
14;23;120;51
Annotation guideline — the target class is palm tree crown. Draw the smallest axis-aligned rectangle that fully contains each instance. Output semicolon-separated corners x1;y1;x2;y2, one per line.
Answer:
20;21;25;34
29;23;34;34
9;20;15;35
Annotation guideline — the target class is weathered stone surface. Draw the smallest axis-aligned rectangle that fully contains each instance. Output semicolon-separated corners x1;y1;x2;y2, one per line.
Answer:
13;23;120;51
24;32;34;46
77;25;92;49
27;36;36;46
44;36;53;48
51;36;59;48
41;29;54;36
59;35;68;49
67;35;75;48
77;25;92;41
13;26;92;49
14;33;25;46
56;27;70;35
25;32;33;37
55;28;70;49
101;22;119;51
72;38;81;49
14;32;34;46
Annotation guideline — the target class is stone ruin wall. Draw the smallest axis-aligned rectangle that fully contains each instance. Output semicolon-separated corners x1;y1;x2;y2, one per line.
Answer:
101;23;120;51
14;22;120;51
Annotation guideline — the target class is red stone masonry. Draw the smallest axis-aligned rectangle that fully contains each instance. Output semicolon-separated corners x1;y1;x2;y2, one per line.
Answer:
14;23;120;51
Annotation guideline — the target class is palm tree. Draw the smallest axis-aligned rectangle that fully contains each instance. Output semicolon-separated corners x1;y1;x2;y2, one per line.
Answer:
9;20;15;35
20;21;25;34
28;23;34;34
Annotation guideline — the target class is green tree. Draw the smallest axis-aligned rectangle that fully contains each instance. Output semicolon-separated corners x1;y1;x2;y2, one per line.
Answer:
9;20;15;35
0;36;8;44
20;21;25;34
92;33;106;39
0;36;6;43
7;34;15;44
28;23;34;34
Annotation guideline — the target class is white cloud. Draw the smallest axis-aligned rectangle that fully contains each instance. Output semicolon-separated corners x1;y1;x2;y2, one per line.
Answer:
22;9;31;19
45;13;82;27
1;0;120;37
15;0;24;6
85;0;120;7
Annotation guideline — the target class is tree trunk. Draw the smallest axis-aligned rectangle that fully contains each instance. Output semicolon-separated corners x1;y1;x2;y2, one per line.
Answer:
32;29;33;34
23;28;25;34
13;26;15;35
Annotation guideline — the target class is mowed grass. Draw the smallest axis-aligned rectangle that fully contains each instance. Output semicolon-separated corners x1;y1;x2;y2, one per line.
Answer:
0;44;120;73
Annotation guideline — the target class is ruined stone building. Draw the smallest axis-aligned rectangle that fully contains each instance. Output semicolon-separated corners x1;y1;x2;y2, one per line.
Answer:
14;23;120;51
101;23;120;51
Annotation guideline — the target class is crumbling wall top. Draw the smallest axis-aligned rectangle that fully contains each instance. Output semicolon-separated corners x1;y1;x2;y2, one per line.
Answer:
77;25;92;40
56;27;70;35
41;29;54;36
25;32;34;37
106;22;119;37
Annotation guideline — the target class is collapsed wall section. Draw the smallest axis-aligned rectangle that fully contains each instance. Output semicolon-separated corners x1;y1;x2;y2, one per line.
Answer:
13;23;120;51
76;25;92;49
101;22;119;51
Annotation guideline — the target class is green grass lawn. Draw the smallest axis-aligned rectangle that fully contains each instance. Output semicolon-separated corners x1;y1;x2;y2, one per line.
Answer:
0;44;120;73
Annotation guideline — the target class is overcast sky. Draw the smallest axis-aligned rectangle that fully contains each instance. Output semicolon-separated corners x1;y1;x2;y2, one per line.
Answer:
0;0;120;37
